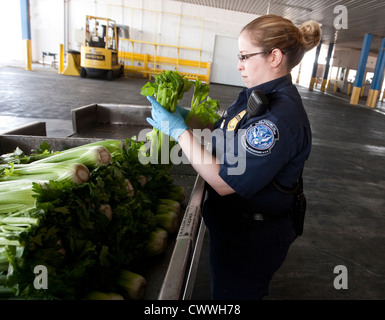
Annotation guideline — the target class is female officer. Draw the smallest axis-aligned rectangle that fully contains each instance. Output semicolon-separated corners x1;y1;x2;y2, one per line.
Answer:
146;14;321;299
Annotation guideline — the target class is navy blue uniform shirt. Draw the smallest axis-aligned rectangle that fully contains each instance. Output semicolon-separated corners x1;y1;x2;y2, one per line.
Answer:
206;74;311;216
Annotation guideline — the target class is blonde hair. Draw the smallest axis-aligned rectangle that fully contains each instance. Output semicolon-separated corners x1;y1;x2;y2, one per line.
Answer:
241;14;322;70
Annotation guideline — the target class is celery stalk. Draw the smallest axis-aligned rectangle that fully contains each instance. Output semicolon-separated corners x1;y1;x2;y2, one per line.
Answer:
0;162;90;185
0;249;9;272
0;286;14;297
68;140;123;154
0;237;20;246
0;274;7;285
0;187;35;214
0;216;39;226
32;146;111;168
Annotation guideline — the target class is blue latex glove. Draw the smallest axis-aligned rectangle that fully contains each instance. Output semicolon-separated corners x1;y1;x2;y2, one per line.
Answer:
146;96;188;141
176;105;190;120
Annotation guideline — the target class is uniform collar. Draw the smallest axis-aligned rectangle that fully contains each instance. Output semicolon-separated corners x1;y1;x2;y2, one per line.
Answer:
244;74;293;100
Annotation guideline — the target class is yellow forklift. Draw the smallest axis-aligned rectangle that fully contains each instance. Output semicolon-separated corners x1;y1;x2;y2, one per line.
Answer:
80;16;124;80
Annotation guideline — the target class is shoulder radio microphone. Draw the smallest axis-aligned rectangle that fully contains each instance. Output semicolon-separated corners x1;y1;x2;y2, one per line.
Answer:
247;90;269;120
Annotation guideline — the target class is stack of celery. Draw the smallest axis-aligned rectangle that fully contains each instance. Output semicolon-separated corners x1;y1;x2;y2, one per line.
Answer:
0;138;185;300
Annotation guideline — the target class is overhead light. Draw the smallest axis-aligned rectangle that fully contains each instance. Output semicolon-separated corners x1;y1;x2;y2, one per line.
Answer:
334;30;339;43
272;1;313;13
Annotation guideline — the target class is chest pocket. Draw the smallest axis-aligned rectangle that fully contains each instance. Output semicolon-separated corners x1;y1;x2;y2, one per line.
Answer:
227;110;247;131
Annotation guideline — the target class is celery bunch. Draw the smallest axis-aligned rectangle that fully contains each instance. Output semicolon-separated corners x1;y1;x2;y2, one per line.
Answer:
141;71;221;167
141;70;193;166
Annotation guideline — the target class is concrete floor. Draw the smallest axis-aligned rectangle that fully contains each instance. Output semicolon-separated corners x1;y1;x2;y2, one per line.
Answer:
1;63;385;300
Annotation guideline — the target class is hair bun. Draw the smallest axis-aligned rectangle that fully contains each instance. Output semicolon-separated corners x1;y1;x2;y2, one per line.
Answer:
300;21;322;52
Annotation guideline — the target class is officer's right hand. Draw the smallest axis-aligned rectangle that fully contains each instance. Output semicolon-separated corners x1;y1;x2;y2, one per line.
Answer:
146;96;188;141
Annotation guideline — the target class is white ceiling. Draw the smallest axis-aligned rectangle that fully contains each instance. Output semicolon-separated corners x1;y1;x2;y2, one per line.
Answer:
171;0;385;52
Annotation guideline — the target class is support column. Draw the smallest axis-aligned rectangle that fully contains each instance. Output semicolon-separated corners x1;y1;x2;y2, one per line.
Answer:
321;42;334;92
296;62;302;84
59;44;64;74
347;83;352;95
309;41;322;91
350;33;373;105
20;0;32;71
366;37;385;108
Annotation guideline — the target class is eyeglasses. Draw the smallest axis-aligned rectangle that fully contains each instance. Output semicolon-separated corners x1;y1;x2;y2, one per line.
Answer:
237;51;266;62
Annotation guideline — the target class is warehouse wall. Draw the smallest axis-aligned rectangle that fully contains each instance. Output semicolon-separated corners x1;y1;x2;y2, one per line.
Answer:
329;48;379;95
0;0;256;66
30;0;65;61
0;1;23;63
333;48;376;72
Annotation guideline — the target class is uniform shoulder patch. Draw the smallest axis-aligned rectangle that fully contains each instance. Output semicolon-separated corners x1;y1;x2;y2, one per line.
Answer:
241;119;279;156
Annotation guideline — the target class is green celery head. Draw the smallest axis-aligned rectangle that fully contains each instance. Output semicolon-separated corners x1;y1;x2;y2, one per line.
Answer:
117;269;146;300
154;211;179;234
144;228;168;257
157;198;181;215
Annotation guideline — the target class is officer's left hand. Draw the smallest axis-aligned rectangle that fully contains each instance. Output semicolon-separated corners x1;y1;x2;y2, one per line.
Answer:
146;96;188;141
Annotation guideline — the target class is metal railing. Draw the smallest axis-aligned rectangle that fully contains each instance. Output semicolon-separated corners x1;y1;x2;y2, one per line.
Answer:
119;38;211;83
